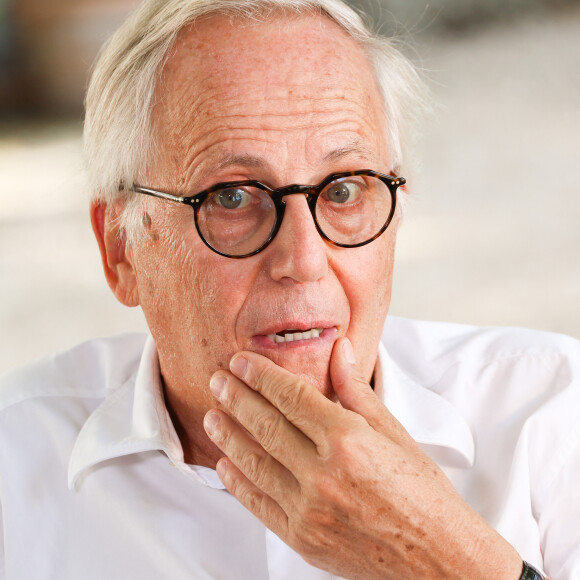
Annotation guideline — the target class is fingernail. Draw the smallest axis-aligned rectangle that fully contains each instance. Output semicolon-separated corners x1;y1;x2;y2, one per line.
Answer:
230;355;248;378
204;411;220;436
210;375;226;399
216;458;228;480
343;338;356;365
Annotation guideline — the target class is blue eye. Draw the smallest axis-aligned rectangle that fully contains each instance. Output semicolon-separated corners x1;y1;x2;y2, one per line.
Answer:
215;188;252;209
324;180;363;204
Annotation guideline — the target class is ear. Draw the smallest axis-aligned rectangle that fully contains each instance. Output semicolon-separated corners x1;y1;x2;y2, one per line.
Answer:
90;201;140;307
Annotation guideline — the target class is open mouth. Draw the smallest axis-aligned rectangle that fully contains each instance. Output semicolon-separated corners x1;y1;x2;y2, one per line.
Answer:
267;327;324;344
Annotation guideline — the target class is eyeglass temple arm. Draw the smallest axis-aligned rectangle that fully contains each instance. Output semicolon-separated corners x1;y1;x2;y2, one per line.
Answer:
130;185;200;206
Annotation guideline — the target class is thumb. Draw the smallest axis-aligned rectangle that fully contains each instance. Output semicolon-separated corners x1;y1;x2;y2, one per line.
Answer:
330;337;383;425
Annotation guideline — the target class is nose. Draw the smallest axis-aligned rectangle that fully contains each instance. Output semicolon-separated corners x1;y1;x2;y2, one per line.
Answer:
265;194;329;283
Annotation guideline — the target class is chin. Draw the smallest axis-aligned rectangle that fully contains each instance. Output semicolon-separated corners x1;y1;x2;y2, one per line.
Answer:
300;370;336;400
265;350;334;397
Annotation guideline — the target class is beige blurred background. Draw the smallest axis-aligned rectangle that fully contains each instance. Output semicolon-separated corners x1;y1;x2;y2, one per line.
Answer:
1;0;579;375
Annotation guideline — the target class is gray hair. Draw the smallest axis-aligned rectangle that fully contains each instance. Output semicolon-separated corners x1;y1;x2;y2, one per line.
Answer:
84;0;428;237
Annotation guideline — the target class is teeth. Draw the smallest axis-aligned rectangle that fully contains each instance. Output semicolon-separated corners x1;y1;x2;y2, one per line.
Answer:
267;328;323;344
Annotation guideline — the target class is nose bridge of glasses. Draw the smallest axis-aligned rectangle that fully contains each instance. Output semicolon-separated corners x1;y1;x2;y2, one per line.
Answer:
270;183;320;237
273;183;317;201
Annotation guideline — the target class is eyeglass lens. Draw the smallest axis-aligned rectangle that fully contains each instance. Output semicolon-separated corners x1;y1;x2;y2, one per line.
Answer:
196;174;393;257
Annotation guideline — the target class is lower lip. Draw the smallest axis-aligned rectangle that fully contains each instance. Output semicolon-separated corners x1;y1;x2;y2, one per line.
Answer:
252;327;338;349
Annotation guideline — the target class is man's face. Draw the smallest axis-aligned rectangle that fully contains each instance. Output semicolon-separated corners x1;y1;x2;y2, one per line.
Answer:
129;13;399;406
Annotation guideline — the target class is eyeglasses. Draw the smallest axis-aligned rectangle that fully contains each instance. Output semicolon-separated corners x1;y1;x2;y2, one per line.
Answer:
130;169;405;259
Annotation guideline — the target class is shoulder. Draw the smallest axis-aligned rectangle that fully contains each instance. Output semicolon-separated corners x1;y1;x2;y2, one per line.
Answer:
381;316;580;392
381;316;580;453
0;334;149;493
0;333;148;414
382;317;580;500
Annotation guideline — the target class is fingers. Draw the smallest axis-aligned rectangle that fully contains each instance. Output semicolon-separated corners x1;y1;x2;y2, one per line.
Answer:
329;337;383;426
228;351;340;446
330;337;413;443
207;370;314;472
204;408;300;510
215;456;290;540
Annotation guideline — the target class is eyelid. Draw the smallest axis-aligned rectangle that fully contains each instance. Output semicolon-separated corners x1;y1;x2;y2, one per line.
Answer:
331;174;366;183
218;184;255;191
193;170;383;199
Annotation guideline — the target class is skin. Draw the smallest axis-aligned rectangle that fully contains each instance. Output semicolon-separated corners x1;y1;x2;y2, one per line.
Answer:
92;12;525;580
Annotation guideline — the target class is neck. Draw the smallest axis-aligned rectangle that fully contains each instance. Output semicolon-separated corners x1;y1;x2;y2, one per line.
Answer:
162;377;223;468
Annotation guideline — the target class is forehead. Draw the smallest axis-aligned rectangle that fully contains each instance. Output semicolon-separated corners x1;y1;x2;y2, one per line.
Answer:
151;12;387;184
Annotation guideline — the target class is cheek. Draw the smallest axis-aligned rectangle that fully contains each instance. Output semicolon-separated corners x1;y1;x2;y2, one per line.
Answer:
131;222;213;329
345;234;395;316
338;232;396;375
133;233;258;382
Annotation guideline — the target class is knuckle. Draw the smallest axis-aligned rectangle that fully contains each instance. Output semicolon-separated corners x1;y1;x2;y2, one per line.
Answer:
238;483;266;515
320;424;358;461
253;411;284;452
254;365;310;420
352;373;371;390
253;364;279;394
240;449;263;481
275;378;309;421
249;455;275;492
332;428;360;457
225;383;243;414
215;420;232;448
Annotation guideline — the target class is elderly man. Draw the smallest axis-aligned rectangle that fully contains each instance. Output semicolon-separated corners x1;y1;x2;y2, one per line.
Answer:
1;0;579;578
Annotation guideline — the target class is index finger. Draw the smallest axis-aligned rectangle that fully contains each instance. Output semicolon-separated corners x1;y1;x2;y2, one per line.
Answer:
229;351;340;446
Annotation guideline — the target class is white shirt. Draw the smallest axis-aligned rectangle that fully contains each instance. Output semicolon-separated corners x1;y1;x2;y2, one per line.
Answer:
1;317;579;579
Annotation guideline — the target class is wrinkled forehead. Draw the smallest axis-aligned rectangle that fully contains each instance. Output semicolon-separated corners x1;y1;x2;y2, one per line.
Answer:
164;11;372;81
151;12;386;151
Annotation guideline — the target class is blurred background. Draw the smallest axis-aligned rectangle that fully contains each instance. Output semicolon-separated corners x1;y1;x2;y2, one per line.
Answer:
1;0;579;374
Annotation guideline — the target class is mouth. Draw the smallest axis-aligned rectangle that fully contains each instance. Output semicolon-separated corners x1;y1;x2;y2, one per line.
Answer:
251;322;338;349
267;327;324;344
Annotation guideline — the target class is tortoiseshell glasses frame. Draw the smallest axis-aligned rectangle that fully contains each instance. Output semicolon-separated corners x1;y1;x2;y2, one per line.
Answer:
129;169;405;259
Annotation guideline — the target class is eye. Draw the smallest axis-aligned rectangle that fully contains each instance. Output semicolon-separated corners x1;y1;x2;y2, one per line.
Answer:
215;188;252;209
324;180;363;204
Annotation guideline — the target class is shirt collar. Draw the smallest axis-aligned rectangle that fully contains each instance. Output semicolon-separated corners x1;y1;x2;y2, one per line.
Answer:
376;341;475;468
69;334;474;490
68;336;187;490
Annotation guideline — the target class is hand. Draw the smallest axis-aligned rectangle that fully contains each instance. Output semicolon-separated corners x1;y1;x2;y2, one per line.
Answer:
203;338;522;579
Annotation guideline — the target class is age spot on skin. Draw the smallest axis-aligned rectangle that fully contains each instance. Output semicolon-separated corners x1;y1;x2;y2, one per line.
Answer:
142;212;159;242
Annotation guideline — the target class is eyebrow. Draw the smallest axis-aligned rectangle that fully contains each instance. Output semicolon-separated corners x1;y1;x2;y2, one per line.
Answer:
213;143;376;175
214;153;270;172
322;141;377;163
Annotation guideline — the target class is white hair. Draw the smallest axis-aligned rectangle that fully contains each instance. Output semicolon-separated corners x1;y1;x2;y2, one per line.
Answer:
84;0;428;237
